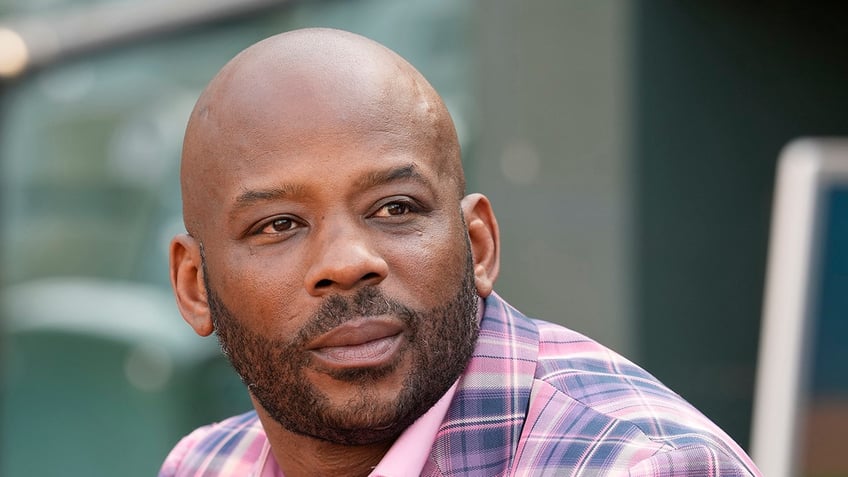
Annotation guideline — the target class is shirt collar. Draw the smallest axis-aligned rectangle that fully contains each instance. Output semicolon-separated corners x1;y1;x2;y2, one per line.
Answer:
254;380;459;477
369;379;459;477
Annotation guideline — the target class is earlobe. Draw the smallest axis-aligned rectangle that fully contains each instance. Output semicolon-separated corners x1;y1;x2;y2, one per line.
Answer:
461;193;500;297
170;233;214;337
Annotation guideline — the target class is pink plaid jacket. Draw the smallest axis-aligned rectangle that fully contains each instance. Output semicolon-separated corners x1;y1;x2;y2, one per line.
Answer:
160;292;761;476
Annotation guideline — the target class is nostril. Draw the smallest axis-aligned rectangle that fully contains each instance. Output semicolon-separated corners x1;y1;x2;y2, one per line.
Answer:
311;271;383;292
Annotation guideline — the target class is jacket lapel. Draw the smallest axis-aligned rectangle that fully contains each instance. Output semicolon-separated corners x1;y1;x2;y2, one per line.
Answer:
426;293;539;476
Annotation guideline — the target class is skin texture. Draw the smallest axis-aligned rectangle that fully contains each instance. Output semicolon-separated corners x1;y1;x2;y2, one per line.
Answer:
170;28;500;477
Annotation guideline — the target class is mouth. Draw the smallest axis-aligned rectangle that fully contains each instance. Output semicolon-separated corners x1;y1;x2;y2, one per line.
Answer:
306;317;405;369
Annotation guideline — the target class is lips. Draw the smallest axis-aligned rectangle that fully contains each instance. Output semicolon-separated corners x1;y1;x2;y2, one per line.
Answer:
306;317;404;369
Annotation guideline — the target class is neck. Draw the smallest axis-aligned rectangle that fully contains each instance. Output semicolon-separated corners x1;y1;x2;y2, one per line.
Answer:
253;400;394;477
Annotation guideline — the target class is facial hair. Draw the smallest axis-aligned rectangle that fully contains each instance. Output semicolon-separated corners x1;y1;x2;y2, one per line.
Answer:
203;248;479;446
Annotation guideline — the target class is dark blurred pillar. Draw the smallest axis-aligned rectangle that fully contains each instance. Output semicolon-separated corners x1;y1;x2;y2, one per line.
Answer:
632;1;848;446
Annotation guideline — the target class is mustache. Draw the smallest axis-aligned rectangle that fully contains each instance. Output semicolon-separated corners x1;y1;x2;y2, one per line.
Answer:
295;287;416;344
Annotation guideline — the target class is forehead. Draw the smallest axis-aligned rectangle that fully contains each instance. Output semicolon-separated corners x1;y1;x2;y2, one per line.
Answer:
207;73;443;174
207;84;446;189
227;128;442;192
199;48;444;170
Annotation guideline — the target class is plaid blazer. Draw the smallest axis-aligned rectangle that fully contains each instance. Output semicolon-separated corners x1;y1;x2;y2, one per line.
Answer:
160;292;761;476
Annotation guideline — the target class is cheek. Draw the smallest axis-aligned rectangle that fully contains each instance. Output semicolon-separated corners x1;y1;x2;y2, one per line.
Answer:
383;220;468;307
214;252;304;327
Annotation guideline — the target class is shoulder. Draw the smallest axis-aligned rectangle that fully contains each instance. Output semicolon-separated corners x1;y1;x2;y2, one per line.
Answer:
530;318;722;442
524;322;759;473
481;294;760;475
158;411;267;477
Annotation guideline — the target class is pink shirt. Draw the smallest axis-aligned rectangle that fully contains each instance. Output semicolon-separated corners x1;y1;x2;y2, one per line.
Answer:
257;380;460;477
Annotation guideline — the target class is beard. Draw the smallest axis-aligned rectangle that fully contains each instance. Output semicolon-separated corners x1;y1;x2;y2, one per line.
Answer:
202;248;480;446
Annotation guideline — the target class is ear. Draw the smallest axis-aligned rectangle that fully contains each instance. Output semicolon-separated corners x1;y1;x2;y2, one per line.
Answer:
461;193;500;297
169;233;214;337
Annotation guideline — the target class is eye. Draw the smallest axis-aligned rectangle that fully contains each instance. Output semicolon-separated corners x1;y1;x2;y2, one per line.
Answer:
254;216;302;235
373;200;416;218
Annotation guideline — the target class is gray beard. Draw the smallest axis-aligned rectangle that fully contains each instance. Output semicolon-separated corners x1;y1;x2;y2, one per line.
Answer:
202;249;479;445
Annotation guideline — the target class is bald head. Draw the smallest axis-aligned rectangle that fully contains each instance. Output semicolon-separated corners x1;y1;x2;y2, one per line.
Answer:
180;28;463;237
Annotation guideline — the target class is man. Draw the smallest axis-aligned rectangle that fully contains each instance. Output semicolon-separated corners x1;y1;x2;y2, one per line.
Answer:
161;28;761;476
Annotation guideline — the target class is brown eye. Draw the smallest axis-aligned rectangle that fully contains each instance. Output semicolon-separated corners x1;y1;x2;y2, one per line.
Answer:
259;217;298;235
371;198;422;219
271;218;293;231
374;202;414;218
384;203;409;216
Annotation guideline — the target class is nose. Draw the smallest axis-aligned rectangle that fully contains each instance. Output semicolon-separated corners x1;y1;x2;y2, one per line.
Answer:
304;221;388;296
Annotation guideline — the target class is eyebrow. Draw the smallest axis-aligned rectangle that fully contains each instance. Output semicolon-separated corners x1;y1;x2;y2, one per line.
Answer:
231;183;307;214
354;164;433;191
229;163;433;217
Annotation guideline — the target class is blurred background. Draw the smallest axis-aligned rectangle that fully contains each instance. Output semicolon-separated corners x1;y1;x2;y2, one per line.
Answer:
1;0;847;475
